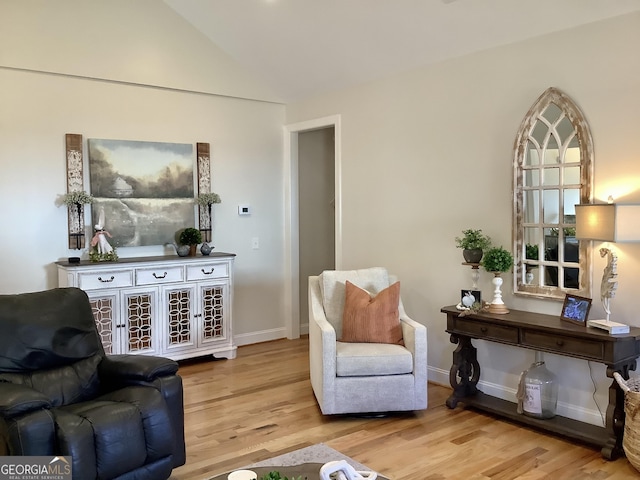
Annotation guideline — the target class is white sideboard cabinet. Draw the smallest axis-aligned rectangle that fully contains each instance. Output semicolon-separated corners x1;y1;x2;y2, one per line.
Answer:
56;253;236;361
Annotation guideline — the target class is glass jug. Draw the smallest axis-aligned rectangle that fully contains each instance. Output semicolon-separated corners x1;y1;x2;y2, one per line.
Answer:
517;351;558;419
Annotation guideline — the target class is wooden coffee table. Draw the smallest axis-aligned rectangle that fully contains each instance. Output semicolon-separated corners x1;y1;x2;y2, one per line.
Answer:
210;463;390;480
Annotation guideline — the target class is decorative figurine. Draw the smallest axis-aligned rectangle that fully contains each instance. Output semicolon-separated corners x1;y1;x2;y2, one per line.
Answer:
90;207;118;262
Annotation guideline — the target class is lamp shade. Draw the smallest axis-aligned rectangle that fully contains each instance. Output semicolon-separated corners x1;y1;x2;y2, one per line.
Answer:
575;204;640;242
575;204;615;241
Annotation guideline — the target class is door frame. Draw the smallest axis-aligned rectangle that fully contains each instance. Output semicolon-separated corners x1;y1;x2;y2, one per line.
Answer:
284;114;342;339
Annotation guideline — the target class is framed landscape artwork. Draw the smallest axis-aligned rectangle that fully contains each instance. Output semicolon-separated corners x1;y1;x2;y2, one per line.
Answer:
88;139;195;247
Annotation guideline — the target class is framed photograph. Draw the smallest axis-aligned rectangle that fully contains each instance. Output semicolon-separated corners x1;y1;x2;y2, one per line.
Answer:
560;294;592;325
460;290;481;308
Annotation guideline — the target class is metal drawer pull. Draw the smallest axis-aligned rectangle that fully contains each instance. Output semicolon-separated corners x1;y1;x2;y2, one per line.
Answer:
201;268;215;275
556;340;565;347
98;276;115;283
153;272;168;279
480;327;488;333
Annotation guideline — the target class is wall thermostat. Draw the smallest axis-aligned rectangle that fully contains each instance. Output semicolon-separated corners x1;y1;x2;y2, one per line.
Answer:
238;204;251;215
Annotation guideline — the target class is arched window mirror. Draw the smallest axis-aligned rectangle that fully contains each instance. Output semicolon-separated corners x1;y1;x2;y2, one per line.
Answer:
513;87;593;300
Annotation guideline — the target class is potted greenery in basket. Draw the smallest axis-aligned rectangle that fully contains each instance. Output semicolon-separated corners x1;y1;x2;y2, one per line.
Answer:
482;246;514;315
179;227;202;257
455;229;492;263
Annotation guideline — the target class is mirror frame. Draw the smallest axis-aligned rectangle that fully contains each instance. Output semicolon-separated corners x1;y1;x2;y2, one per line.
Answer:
513;87;594;300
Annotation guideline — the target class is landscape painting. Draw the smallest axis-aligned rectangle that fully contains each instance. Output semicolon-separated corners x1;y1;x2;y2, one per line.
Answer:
88;139;195;247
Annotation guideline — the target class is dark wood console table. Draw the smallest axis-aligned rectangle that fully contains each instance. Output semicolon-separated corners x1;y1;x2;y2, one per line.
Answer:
441;305;640;460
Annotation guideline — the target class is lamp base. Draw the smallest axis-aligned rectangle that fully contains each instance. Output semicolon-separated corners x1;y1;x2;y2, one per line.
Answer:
586;319;630;334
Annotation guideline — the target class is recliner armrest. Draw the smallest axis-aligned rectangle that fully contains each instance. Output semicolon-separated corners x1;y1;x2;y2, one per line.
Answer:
98;354;179;386
0;382;51;418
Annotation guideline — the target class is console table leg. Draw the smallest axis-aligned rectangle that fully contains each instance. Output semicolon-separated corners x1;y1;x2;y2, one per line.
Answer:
446;334;480;409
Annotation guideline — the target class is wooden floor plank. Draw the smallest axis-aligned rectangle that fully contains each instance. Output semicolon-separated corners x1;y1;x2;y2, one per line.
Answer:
170;337;639;480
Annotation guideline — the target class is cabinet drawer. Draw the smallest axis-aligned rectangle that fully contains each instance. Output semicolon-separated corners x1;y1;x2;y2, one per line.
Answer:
521;330;604;360
186;263;228;281
450;318;519;344
78;270;133;290
136;266;184;285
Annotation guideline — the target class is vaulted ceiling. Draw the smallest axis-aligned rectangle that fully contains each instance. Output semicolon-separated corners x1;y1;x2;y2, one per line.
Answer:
165;0;640;102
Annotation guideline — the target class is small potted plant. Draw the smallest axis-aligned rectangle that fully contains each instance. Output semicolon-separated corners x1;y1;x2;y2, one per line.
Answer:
455;229;492;263
482;246;514;315
482;246;514;273
179;227;202;257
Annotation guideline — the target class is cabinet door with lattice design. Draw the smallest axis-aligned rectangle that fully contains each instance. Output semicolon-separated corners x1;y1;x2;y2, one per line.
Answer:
161;284;198;355
88;292;119;354
122;289;160;355
196;281;229;347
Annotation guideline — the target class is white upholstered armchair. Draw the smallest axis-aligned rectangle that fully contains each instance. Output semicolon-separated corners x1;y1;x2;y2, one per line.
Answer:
309;267;427;415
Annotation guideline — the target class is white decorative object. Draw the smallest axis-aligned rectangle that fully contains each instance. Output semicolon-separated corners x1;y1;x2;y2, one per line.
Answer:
320;460;377;480
488;273;509;314
56;254;236;360
462;291;475;308
525;271;534;285
587;247;628;333
470;265;480;290
91;207;114;255
227;470;257;480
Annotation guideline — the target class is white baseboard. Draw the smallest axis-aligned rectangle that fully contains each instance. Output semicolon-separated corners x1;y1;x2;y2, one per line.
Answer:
234;324;309;346
427;366;605;427
233;327;287;346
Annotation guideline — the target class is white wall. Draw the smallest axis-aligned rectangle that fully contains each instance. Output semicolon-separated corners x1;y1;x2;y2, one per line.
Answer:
286;12;640;425
0;1;287;343
0;0;281;103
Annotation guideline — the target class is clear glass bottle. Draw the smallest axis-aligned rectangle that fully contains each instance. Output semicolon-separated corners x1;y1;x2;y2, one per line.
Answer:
521;351;558;419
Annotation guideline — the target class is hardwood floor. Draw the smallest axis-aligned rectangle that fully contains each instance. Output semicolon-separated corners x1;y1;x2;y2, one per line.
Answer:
170;337;639;480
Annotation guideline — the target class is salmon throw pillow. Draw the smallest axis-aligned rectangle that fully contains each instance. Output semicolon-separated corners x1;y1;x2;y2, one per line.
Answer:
339;280;404;345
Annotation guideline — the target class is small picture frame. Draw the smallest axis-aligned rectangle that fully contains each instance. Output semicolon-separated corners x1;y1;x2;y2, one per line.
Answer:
560;294;592;325
460;290;481;308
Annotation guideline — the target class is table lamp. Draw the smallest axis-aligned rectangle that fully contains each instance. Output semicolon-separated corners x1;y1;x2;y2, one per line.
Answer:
575;202;640;333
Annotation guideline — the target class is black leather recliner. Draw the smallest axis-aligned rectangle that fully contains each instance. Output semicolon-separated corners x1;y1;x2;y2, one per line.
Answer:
0;287;186;480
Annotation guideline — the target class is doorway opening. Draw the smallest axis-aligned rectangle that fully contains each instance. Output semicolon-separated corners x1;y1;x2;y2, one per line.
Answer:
284;115;342;339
